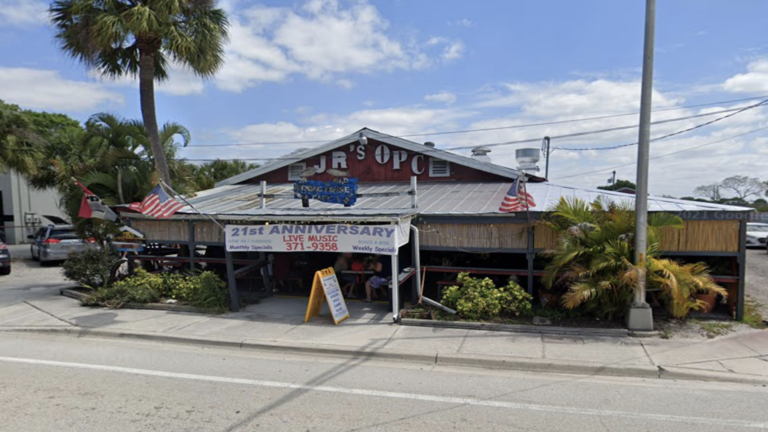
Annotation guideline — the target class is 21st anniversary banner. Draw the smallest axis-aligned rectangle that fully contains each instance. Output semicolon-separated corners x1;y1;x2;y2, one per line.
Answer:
225;224;399;255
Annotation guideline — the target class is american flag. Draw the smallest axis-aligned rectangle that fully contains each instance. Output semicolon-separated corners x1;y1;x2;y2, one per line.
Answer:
498;177;536;212
129;185;184;219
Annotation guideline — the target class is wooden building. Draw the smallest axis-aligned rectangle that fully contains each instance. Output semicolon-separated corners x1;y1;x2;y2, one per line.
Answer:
124;128;753;321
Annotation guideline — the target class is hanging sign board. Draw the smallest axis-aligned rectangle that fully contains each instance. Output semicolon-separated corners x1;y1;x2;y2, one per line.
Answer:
226;223;406;255
304;267;349;325
294;178;358;206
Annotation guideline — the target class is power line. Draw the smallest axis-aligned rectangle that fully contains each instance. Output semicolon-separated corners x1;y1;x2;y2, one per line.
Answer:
551;98;768;151
180;104;762;163
550;126;768;181
181;98;767;163
445;106;751;151
186;94;768;148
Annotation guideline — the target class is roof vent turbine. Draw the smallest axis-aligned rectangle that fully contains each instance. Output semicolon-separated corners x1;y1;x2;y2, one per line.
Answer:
471;146;492;163
515;148;540;174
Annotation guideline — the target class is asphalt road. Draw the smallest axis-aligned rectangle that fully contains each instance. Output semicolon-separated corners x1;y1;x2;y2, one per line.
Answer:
746;249;768;316
0;332;766;432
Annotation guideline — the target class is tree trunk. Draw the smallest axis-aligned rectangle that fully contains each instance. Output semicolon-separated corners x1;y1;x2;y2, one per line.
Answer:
138;49;172;187
116;167;125;204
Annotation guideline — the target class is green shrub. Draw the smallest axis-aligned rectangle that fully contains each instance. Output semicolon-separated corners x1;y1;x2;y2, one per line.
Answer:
63;249;119;287
441;273;532;321
81;269;229;313
188;272;229;313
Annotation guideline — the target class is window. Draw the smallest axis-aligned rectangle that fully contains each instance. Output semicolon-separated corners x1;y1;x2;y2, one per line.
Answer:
288;163;306;181
429;159;450;177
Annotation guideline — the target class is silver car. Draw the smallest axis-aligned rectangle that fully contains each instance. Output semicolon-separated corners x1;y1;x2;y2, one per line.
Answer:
746;222;768;249
29;225;97;265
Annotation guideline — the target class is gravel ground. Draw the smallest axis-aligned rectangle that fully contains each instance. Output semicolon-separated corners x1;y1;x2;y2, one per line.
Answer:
3;244;70;284
746;248;768;316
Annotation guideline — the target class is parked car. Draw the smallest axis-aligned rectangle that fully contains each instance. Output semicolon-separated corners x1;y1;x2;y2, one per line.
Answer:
29;225;97;265
0;240;10;275
746;222;768;249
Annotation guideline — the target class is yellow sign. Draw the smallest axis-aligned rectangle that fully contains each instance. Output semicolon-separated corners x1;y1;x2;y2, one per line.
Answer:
304;267;350;325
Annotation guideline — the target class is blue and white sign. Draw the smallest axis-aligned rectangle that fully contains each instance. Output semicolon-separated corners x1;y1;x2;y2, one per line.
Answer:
293;178;358;206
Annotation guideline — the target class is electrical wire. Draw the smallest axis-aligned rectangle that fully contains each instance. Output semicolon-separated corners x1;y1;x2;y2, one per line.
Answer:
182;100;767;162
187;94;768;148
550;126;768;181
551;98;768;151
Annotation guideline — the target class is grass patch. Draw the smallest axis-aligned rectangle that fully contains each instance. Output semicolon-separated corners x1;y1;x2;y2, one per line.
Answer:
742;298;767;329
698;321;734;338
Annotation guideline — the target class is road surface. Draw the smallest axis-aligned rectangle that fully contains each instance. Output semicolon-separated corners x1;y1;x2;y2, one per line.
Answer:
0;332;766;432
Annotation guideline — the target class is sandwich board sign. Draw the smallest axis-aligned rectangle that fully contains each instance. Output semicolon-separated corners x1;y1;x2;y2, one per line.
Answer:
304;267;350;325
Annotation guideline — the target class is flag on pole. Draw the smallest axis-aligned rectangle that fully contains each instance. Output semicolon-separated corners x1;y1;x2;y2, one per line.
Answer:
498;177;536;213
73;179;118;221
129;184;184;219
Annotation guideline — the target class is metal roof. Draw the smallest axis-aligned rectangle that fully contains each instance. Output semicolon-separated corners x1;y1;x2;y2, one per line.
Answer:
158;181;752;222
216;128;527;187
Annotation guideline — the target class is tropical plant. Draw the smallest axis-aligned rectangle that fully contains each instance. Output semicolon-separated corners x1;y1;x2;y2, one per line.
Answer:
50;0;229;186
0;100;43;175
63;248;120;287
191;159;258;190
441;273;532;321
540;197;725;319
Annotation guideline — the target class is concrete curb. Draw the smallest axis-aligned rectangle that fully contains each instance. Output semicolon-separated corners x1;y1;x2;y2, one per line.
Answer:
400;318;630;337
3;326;767;386
60;288;208;314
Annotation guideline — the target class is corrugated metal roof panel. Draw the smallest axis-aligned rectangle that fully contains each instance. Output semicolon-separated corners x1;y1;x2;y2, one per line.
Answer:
169;181;752;219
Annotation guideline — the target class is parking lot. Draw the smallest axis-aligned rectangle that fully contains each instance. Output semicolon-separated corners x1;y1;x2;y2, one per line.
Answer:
746;249;768;316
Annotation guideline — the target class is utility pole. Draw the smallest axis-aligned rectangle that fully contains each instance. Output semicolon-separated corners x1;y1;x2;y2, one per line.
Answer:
627;0;656;331
609;170;616;185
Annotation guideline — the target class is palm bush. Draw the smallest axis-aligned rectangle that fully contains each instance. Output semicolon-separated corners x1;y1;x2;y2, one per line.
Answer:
540;197;726;319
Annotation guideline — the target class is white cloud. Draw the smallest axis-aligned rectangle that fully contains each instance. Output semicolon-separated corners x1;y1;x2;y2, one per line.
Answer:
424;91;457;104
442;41;465;61
0;0;47;26
448;19;474;28
475;79;683;115
723;57;768;93
218;0;464;92
425;37;465;63
90;63;205;96
336;78;355;89
185;69;768;198
0;67;123;111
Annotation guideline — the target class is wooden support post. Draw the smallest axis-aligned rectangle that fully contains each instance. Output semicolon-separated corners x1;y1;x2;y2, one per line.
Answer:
526;226;535;296
189;221;195;272
260;251;271;295
225;251;239;312
737;219;746;320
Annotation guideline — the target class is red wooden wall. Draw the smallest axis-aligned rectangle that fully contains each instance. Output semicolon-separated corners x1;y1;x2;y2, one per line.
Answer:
243;139;509;184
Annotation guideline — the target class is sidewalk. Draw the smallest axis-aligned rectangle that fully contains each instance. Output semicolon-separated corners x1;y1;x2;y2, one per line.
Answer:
1;289;767;384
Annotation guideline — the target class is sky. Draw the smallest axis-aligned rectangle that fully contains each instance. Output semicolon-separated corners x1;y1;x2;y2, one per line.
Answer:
1;0;767;198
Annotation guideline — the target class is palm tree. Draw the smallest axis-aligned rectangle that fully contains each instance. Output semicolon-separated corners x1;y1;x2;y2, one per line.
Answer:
50;0;228;186
540;197;726;319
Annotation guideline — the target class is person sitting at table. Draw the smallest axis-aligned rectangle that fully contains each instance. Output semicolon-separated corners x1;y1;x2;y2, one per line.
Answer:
334;253;357;298
364;256;390;303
